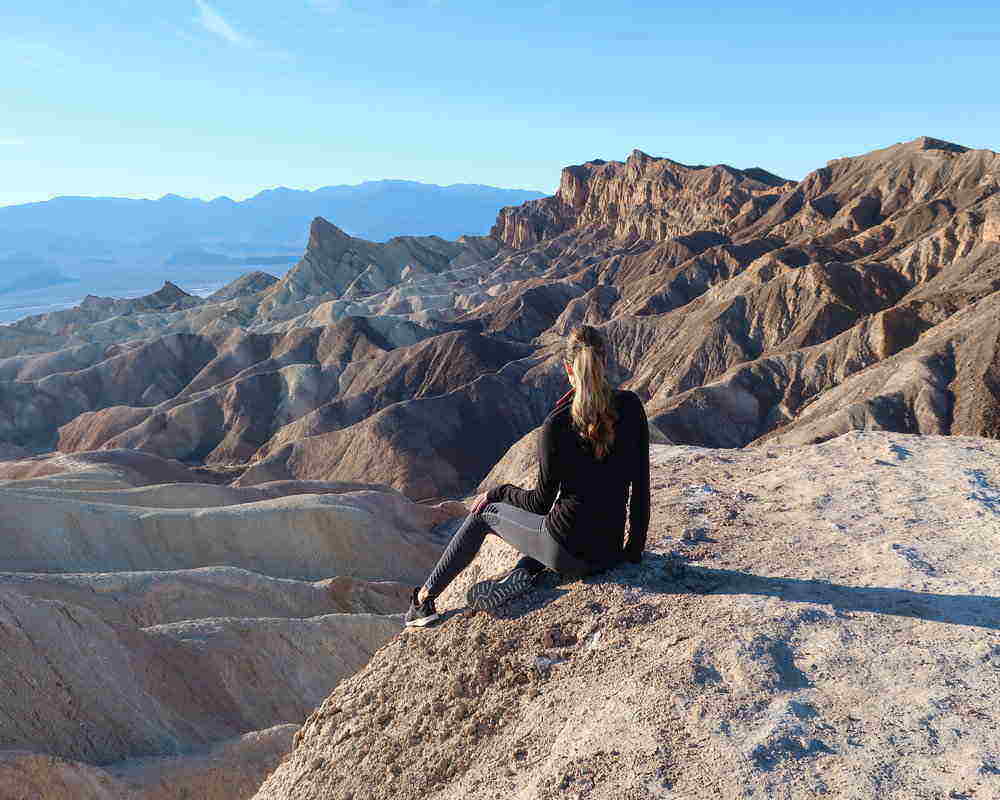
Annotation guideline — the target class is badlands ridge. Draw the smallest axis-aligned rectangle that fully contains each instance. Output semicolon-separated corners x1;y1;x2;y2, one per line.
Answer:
0;136;998;798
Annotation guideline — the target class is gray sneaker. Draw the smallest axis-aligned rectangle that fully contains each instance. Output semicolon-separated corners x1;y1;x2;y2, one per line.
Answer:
467;566;536;611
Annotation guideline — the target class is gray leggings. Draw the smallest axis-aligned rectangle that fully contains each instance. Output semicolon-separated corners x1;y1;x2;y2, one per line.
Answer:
422;502;591;600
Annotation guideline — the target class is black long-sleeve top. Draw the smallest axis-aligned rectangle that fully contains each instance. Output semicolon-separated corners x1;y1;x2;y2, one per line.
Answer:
485;388;651;571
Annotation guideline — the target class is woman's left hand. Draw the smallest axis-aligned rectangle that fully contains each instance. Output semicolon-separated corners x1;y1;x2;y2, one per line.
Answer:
470;492;489;514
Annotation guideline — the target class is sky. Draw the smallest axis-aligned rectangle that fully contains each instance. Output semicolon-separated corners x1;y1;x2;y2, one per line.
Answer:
2;0;999;207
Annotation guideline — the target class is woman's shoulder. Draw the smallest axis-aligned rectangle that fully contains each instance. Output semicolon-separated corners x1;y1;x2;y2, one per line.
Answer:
614;388;645;410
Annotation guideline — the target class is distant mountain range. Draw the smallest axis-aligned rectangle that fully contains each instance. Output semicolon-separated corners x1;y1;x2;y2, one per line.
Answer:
0;181;548;262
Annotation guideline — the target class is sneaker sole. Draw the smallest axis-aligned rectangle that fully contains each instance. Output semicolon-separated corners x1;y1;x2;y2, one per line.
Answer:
467;568;534;611
404;612;439;628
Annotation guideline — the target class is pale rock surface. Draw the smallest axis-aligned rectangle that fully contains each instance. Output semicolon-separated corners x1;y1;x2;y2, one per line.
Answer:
0;461;447;800
252;433;1000;800
0;449;205;488
0;587;402;765
0;487;451;581
2;478;403;509
0;566;410;627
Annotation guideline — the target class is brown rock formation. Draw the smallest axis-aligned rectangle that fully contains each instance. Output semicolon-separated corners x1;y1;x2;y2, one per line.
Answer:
491;150;791;248
1;333;217;449
10;281;201;338
4;134;1000;529
0;587;399;764
236;367;546;500
0;726;297;800
255;330;534;461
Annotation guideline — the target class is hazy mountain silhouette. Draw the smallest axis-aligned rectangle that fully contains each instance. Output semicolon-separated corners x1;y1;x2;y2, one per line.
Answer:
0;180;547;253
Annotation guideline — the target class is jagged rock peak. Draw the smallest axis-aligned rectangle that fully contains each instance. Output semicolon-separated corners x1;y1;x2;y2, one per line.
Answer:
158;280;191;297
906;135;970;153
309;216;352;242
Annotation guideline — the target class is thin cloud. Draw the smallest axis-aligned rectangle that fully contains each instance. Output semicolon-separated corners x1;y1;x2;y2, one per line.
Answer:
0;138;25;146
194;0;252;46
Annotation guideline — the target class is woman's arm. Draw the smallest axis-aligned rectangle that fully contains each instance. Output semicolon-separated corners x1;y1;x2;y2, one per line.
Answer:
624;394;650;562
485;420;560;515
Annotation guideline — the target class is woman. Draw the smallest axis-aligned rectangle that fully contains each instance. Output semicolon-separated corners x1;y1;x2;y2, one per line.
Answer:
404;324;651;627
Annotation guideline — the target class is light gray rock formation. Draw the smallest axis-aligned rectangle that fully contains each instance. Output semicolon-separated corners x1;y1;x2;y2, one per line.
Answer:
0;487;451;581
0;566;410;627
0;586;401;765
0;455;451;800
252;432;1000;800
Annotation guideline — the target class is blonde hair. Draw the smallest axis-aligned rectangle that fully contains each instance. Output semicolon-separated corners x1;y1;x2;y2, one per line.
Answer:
565;325;617;461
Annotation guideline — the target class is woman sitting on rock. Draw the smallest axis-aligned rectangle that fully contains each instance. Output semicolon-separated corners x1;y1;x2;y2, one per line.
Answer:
405;324;651;627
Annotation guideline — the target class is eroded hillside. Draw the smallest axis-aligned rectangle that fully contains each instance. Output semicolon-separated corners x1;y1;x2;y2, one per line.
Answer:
1;136;997;503
1;136;999;800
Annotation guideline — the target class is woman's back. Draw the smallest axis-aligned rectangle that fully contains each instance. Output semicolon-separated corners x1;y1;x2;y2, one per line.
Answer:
544;388;650;568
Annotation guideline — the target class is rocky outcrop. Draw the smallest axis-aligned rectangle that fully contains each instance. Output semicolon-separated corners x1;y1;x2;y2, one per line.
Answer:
54;318;473;463
0;341;108;382
643;242;1000;448
236;365;554;500
0;567;410;628
252;432;1000;800
454;280;587;341
0;452;461;800
491;150;791;248
757;288;1000;445
7;137;998;480
54;320;393;460
1;333;217;449
255;331;534;461
207;271;279;302
256;218;500;314
10;281;201;338
513;137;1000;449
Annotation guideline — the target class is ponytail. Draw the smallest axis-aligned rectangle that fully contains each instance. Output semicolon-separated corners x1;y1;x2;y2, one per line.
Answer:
566;325;617;461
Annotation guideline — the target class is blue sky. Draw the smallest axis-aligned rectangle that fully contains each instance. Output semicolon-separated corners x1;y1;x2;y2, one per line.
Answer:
2;0;999;206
